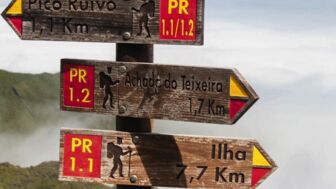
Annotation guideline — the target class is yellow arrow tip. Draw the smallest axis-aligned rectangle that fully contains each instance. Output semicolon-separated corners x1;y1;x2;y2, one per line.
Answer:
6;0;22;15
230;75;248;98
253;146;272;167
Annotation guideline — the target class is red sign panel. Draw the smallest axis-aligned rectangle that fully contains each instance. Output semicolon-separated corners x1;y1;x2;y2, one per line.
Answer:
160;0;197;41
63;134;102;178
63;64;94;109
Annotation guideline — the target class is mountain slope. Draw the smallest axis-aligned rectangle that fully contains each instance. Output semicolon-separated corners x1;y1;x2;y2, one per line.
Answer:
0;161;112;189
0;70;116;188
0;70;115;134
0;70;59;133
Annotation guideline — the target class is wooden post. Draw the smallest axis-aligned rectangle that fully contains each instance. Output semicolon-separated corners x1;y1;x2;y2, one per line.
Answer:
116;43;153;189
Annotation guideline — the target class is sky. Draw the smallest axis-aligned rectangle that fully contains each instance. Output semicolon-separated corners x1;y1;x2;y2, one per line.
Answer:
1;0;336;189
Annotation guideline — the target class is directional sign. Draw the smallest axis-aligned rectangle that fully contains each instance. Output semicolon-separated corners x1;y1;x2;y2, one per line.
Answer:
60;59;259;124
59;128;277;188
2;0;204;45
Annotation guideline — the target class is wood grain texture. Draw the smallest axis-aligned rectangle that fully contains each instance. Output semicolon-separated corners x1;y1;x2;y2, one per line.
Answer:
3;0;204;45
115;43;153;189
60;59;259;124
58;128;277;188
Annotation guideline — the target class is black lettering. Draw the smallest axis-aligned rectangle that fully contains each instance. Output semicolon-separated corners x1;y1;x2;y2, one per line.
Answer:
176;164;187;180
195;81;201;91
165;73;171;89
90;0;94;10
74;23;88;33
143;77;148;87
229;173;245;183
95;0;105;10
224;144;233;160
185;80;191;90
236;151;246;161
44;0;51;10
125;72;131;87
180;75;224;93
216;105;226;116
155;78;161;88
208;99;215;115
53;0;62;10
196;166;208;180
131;73;136;86
136;72;141;87
171;80;177;89
202;82;207;91
80;0;88;10
28;0;37;9
69;0;77;10
197;98;204;114
63;18;72;33
31;17;36;32
211;80;216;92
217;83;223;92
149;72;155;87
181;75;186;90
211;144;216;159
48;17;54;32
124;72;161;89
215;167;227;182
218;143;222;159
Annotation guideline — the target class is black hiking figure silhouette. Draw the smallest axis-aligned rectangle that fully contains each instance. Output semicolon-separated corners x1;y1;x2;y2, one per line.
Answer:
132;0;155;38
99;67;120;109
107;138;132;178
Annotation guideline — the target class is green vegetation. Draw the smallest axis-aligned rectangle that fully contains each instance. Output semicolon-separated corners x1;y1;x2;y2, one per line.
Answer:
0;161;112;189
0;70;116;188
0;70;57;133
0;70;115;134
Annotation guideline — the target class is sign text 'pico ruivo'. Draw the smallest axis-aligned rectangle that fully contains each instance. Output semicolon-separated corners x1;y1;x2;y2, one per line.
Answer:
2;0;204;45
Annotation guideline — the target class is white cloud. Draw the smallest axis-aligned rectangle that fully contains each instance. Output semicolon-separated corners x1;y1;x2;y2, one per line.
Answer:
156;75;336;189
0;18;116;74
0;112;113;167
154;20;336;89
1;3;335;89
1;2;336;188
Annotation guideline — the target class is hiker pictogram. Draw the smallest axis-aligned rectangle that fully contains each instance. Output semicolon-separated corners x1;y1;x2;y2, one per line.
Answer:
99;67;120;109
132;0;155;38
107;137;132;178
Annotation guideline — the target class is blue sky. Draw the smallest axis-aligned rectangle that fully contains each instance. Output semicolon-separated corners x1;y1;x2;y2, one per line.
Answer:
1;0;336;188
207;1;336;32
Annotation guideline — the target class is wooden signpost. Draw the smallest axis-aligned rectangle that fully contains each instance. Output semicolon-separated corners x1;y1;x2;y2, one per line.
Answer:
59;128;277;188
2;0;204;45
60;59;258;124
3;0;277;187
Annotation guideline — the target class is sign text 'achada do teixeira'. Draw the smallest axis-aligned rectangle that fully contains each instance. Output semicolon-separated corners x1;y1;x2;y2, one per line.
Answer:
60;59;259;124
59;128;277;188
2;0;204;45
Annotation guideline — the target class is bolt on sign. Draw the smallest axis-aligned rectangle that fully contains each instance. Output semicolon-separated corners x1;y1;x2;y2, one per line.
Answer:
2;0;204;45
60;59;259;124
59;128;277;188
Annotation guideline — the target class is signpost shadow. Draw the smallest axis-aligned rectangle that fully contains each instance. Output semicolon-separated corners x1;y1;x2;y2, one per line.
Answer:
132;133;188;188
116;117;187;188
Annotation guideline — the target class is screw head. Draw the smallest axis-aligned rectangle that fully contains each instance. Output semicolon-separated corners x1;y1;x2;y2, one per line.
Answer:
130;175;137;183
119;105;127;114
132;136;140;144
119;66;127;74
123;32;131;40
